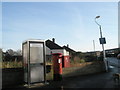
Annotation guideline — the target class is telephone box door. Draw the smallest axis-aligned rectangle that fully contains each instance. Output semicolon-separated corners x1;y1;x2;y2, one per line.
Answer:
30;43;44;83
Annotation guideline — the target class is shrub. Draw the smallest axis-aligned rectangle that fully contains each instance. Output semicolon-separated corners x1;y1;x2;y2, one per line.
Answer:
2;61;23;68
79;59;85;63
71;56;85;64
83;55;97;62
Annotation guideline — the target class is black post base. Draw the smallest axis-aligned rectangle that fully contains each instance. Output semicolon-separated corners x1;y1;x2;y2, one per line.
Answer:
53;74;62;81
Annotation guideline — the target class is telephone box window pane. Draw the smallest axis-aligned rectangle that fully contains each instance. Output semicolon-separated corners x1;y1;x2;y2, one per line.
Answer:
23;43;28;82
30;43;44;63
23;43;28;65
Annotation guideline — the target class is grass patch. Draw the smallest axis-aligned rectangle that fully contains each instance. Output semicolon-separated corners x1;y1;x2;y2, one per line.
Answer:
0;62;2;68
45;61;53;81
2;61;23;68
46;65;53;81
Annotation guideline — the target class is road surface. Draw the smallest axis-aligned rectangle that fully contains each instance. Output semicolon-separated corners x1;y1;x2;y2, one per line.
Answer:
0;69;2;90
107;57;120;67
107;57;120;73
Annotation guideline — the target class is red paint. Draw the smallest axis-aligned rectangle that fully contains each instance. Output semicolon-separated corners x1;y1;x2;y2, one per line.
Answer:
52;53;63;74
62;56;70;68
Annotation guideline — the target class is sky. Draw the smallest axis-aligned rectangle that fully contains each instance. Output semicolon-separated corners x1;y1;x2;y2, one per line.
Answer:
118;2;120;48
2;2;118;52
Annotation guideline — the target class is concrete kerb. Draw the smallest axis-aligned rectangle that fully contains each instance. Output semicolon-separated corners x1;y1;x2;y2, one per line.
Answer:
23;83;47;88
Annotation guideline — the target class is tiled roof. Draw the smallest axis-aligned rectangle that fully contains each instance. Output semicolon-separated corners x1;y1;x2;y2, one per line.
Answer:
45;40;63;49
63;46;76;53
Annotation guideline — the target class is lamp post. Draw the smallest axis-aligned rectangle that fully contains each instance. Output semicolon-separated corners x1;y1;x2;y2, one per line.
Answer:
95;16;108;72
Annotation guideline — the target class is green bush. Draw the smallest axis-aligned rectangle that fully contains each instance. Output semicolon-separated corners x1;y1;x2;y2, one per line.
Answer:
83;55;97;62
2;61;23;68
71;56;85;64
0;52;2;62
79;59;85;63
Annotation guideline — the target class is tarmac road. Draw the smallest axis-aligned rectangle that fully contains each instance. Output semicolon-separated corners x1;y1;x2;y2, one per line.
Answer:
0;69;2;90
107;57;120;74
107;57;120;68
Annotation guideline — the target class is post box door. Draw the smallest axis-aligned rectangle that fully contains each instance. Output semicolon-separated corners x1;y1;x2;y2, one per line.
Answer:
30;43;44;83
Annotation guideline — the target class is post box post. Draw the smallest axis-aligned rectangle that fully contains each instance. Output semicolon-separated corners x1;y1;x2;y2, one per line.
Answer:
52;53;63;81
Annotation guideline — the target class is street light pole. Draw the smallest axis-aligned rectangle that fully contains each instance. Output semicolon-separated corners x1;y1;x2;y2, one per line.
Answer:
99;25;106;62
95;16;108;72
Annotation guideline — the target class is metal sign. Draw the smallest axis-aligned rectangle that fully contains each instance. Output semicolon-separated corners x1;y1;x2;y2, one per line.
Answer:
99;37;106;44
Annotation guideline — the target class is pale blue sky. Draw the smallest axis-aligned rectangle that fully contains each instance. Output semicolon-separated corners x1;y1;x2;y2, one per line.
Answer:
2;2;118;52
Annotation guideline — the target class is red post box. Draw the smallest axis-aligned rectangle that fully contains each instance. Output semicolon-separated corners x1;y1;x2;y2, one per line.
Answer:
52;53;63;81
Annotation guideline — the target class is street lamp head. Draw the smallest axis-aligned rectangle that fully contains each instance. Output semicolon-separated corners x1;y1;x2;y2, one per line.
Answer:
95;16;101;27
95;16;100;19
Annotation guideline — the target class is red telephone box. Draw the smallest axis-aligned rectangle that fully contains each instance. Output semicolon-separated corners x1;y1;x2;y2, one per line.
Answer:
52;53;63;81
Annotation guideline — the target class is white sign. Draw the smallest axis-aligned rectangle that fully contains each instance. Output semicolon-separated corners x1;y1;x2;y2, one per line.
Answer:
30;43;43;47
58;59;61;63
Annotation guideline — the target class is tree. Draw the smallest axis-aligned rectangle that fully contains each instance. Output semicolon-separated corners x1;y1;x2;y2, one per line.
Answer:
0;48;2;62
6;49;14;56
13;49;22;56
16;49;22;55
4;49;14;61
